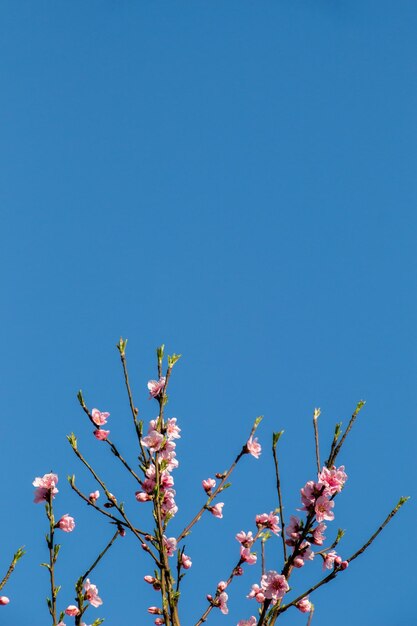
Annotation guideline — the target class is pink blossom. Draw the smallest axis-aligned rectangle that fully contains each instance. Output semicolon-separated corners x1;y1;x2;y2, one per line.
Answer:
148;607;162;614
237;618;257;626
209;502;224;518
285;516;302;546
318;465;347;495
84;579;102;608
148;377;166;398
260;571;289;601
89;490;100;502
293;541;314;568
297;597;312;613
202;478;216;492
0;597;10;605
166;418;181;439
91;408;110;426
154;620;164;625
218;591;228;615
255;512;280;535
247;584;265;603
236;530;254;547
182;553;192;569
300;480;323;511
322;550;338;570
311;522;326;546
65;606;80;616
33;473;59;503
314;496;335;523
161;489;178;518
163;535;177;557
142;429;164;452
240;547;257;565
57;514;75;533
217;581;227;591
246;436;262;459
135;491;152;502
93;429;110;440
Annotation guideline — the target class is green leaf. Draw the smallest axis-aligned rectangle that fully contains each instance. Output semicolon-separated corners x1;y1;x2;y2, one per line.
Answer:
167;353;182;368
117;337;128;356
354;400;366;416
272;430;284;448
67;432;78;449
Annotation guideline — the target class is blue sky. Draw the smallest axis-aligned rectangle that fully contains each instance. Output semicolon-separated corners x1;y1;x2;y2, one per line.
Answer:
0;1;415;625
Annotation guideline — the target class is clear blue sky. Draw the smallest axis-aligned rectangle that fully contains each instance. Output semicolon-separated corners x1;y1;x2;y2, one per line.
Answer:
0;2;415;625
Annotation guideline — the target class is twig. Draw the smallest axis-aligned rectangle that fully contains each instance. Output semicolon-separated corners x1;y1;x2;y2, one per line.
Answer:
272;431;287;562
0;547;24;591
327;401;365;467
313;408;321;474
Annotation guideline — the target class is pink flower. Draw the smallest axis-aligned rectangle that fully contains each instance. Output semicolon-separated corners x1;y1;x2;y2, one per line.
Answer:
246;436;262;459
314;496;335;523
93;429;110;440
163;536;177;557
218;591;228;615
148;377;166;398
255;512;280;535
237;618;257;626
135;491;152;502
292;541;314;568
236;530;254;547
217;581;228;591
91;409;110;426
0;597;10;605
33;473;59;503
300;480;322;511
57;514;75;533
322;550;338;570
318;465;347;495
166;418;181;439
148;607;162;614
84;579;102;608
247;584;265;603
311;522;326;546
297;597;312;613
142;429;164;452
260;571;289;601
209;502;224;518
89;490;100;503
65;606;80;616
240;547;257;565
202;478;216;492
285;516;302;546
182;553;192;569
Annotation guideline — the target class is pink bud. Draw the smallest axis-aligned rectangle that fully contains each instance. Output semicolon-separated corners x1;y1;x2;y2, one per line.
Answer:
94;429;110;441
148;607;162;614
341;560;349;570
217;581;227;591
65;606;80;616
0;597;10;606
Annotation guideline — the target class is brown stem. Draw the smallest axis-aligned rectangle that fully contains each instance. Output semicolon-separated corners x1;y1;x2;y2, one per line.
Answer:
327;401;365;467
272;433;287;563
46;491;57;626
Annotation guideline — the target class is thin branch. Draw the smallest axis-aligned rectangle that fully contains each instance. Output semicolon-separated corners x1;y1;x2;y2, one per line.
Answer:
272;431;287;562
327;401;365;467
80;529;120;583
0;547;25;591
313;408;321;474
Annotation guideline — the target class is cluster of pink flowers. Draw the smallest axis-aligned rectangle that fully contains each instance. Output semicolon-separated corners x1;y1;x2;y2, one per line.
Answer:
236;530;257;565
136;413;181;521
